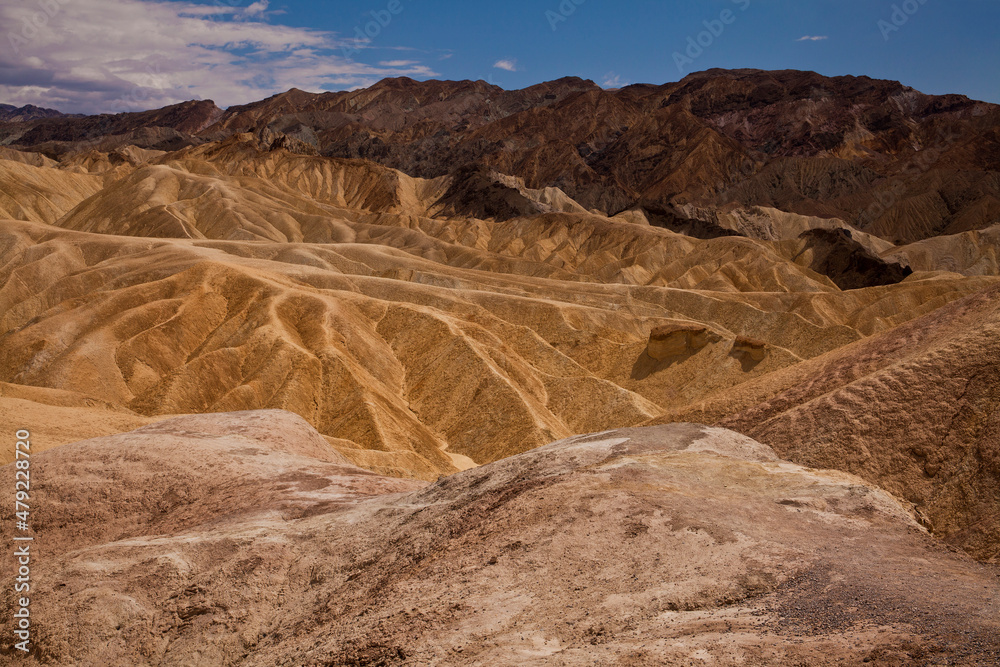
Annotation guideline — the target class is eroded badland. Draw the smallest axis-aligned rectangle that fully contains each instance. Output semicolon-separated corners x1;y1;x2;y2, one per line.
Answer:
1;69;999;665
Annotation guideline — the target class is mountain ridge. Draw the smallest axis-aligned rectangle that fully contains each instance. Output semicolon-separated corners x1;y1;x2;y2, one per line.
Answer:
4;68;997;244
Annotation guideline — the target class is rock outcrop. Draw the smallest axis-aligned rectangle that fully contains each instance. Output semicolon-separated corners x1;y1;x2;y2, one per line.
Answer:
730;336;769;370
3;416;998;665
646;323;719;360
793;227;913;289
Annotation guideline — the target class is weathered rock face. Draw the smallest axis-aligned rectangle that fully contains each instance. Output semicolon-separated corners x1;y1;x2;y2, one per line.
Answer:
730;336;769;371
642;204;743;240
794;227;913;289
3;415;998;666
646;323;719;360
732;336;767;361
428;164;546;221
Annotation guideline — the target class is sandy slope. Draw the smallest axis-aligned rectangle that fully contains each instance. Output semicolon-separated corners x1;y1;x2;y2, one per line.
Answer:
654;282;1000;561
2;215;991;480
1;135;997;482
0;158;103;224
0;382;156;464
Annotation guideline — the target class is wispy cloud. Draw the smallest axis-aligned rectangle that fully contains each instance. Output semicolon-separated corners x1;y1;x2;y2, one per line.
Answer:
0;0;437;114
796;35;829;41
601;73;628;89
240;1;271;19
492;59;518;72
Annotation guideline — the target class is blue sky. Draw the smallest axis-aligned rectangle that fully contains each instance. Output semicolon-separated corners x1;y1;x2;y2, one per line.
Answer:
1;0;997;113
316;0;999;99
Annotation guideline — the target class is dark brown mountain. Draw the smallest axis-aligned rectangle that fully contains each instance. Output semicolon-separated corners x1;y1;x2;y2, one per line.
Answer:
0;99;222;155
4;70;999;243
794;227;913;290
0;103;69;122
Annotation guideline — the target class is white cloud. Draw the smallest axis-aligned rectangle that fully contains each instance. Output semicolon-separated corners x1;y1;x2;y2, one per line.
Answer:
796;35;829;41
601;73;628;89
492;59;518;72
242;1;270;18
0;0;438;114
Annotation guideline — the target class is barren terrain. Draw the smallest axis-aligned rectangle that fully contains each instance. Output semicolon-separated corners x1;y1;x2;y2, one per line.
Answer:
1;70;999;664
2;413;998;665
